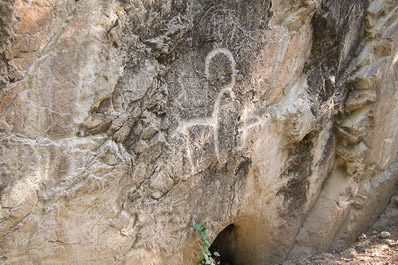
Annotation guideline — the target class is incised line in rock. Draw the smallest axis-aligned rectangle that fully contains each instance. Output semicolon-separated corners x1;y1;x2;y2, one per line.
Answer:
177;48;237;174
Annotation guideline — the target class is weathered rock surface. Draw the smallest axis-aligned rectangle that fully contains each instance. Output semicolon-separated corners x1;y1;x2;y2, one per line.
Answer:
0;0;397;264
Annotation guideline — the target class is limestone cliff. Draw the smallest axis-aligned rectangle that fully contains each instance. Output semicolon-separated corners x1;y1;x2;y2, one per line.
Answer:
0;0;397;264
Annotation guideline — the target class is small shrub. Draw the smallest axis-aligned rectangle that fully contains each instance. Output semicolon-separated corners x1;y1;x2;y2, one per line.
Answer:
193;223;220;265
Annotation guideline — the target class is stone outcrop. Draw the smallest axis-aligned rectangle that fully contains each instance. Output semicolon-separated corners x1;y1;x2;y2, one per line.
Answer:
0;0;397;264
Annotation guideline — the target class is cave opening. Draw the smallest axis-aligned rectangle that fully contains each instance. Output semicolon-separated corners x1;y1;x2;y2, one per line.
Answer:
209;224;240;265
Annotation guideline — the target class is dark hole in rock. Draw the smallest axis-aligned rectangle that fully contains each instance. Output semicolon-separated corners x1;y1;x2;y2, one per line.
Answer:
210;224;240;265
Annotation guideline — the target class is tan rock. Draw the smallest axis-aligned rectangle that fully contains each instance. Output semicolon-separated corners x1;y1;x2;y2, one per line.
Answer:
1;0;398;264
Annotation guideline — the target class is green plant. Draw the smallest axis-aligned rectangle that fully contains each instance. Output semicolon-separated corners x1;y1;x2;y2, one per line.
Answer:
193;223;220;265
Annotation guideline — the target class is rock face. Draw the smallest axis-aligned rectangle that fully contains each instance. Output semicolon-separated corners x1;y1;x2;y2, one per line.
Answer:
0;0;397;264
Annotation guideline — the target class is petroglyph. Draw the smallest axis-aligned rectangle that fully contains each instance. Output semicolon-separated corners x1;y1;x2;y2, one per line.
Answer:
177;48;273;173
239;102;269;149
177;48;237;174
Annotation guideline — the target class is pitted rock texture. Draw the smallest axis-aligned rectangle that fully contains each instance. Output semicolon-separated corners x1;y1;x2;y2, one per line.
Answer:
0;0;397;264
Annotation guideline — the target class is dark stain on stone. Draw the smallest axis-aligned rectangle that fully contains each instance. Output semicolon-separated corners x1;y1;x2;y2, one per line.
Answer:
235;157;251;179
306;0;369;111
278;132;316;214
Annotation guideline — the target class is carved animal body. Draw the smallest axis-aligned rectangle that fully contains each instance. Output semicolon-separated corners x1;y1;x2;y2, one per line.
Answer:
177;48;267;174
